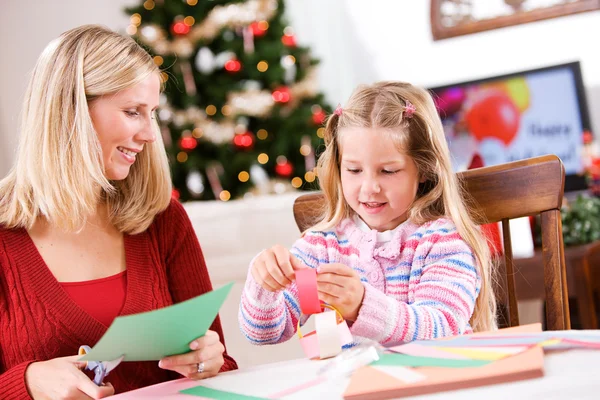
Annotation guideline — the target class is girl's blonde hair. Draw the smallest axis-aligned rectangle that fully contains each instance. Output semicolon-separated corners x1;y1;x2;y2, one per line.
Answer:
314;81;497;332
0;25;172;234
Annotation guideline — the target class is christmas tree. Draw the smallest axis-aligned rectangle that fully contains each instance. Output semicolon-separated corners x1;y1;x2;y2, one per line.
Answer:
124;0;330;201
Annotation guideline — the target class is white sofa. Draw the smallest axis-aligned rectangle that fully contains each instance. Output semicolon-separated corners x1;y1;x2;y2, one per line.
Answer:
183;193;307;369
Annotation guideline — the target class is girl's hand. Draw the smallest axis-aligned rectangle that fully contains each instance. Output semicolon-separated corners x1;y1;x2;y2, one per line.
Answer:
158;330;224;379
251;245;306;292
25;355;115;400
317;263;365;321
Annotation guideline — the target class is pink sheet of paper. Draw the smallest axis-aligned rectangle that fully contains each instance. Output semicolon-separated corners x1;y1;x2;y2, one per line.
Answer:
110;378;206;399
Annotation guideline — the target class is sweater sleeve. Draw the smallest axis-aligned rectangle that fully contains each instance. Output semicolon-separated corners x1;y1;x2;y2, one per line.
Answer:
0;361;35;400
350;227;480;345
238;232;328;345
156;199;238;372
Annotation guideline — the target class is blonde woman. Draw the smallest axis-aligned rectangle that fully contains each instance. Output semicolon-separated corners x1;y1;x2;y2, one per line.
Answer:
0;25;236;399
240;81;497;347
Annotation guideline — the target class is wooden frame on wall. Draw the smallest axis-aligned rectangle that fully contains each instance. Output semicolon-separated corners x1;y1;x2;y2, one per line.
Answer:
431;0;600;41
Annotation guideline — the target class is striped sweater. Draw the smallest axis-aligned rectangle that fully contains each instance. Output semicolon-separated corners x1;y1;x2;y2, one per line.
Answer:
239;216;481;347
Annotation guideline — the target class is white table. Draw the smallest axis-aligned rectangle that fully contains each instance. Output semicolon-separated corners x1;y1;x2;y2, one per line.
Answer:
112;349;600;399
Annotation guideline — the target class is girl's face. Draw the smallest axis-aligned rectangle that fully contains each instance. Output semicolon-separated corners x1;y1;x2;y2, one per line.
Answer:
339;127;422;231
89;73;160;181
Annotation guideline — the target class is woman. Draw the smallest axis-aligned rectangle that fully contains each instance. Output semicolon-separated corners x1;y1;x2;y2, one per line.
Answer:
0;25;237;399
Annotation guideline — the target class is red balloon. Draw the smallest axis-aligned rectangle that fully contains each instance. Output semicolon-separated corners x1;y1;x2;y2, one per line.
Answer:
465;90;520;146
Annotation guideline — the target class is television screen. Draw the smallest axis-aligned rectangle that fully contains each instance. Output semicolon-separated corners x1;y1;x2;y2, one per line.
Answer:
429;62;592;191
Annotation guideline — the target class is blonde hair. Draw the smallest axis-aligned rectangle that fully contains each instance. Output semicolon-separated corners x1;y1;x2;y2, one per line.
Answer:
0;25;172;234
314;81;497;332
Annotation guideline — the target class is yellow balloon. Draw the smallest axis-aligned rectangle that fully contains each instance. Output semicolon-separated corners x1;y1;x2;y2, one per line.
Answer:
503;77;530;112
482;77;530;112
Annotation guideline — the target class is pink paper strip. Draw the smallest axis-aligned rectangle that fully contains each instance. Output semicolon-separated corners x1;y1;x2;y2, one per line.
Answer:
296;269;321;314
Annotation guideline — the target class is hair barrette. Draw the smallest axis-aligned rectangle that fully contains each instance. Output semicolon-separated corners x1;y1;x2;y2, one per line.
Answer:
404;100;416;119
334;104;343;116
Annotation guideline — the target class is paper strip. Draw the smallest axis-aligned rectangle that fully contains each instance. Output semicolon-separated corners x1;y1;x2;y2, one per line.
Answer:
371;365;427;383
300;320;353;359
315;310;341;359
180;385;269;399
295;269;321;315
388;343;471;360
370;352;492;368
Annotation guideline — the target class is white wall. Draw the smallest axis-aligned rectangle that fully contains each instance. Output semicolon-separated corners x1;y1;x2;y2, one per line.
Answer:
0;0;135;178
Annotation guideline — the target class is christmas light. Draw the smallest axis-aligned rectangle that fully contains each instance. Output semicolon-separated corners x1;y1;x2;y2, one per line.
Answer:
143;0;155;10
233;131;255;150
317;127;325;138
257;61;268;72
291;177;303;188
187;0;198;5
250;21;268;37
238;171;250;182
153;56;164;66
221;105;232;116
224;59;242;72
257;129;268;140
130;14;142;26
184;16;196;26
171;21;191;36
126;25;137;35
219;190;231;201
272;86;291;103
206;105;217;116
179;136;197;151
177;152;188;163
305;171;316;182
160;72;169;82
300;144;311;156
258;153;269;164
192;128;203;138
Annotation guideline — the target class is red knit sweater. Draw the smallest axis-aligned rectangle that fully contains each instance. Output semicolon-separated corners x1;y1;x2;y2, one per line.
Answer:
0;199;238;399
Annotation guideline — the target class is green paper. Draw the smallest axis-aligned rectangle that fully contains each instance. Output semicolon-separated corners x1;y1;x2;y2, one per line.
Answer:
371;352;492;368
180;385;269;399
79;282;233;362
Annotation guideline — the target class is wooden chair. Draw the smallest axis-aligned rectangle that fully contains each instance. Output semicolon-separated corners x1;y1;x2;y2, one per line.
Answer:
293;155;570;330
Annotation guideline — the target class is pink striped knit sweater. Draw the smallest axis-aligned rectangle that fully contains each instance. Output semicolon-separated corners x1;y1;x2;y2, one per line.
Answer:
239;217;481;346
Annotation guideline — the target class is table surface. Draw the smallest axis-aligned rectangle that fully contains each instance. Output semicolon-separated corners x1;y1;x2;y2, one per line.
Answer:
112;348;600;400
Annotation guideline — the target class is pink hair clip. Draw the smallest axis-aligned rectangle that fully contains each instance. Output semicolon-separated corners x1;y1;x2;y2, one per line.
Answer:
334;104;343;116
404;100;416;119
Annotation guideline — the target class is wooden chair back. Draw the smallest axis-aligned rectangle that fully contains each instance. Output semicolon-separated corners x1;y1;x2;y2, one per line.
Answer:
292;155;570;330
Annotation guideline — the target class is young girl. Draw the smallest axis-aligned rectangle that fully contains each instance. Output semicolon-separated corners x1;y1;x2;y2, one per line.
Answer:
239;81;496;347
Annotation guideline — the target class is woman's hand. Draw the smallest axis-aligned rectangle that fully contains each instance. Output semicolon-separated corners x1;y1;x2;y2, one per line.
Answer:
25;355;114;400
158;330;225;379
251;245;306;292
317;263;365;321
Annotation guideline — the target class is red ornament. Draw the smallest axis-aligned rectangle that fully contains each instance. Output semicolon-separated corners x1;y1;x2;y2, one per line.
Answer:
250;21;268;37
272;86;291;103
281;33;296;47
171;21;191;36
233;131;255;150
171;189;180;200
179;136;197;151
583;130;593;145
465;90;520;146
312;110;326;125
275;160;294;177
224;59;242;73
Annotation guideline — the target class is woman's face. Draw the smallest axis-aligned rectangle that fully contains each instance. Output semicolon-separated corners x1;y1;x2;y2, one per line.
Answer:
89;73;160;181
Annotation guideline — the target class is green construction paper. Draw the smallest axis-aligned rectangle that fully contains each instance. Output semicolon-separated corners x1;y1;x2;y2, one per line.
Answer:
180;385;269;399
371;352;492;368
79;282;233;362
